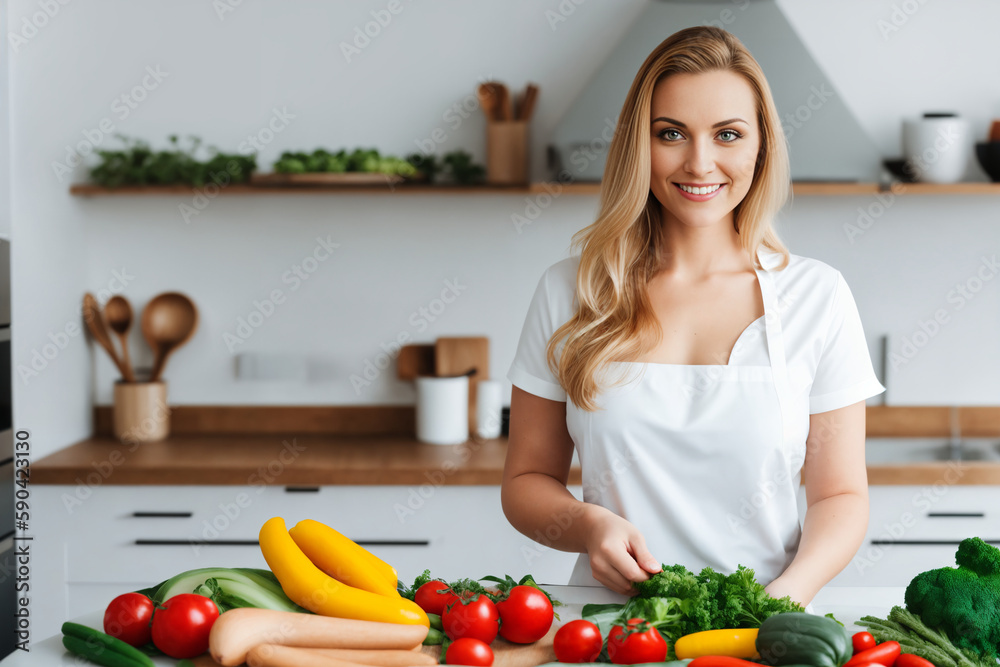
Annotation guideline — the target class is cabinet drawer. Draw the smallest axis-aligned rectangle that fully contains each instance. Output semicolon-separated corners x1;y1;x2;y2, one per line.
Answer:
865;485;1000;542
834;542;961;586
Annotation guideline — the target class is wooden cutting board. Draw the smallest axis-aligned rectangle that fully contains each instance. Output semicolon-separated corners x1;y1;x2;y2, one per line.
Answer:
398;344;436;380
434;337;490;437
420;626;557;667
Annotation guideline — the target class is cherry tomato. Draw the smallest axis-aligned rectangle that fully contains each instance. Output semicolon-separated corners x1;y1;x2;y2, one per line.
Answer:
151;593;220;659
445;637;494;666
495;585;554;644
845;641;901;667
103;593;155;647
442;594;500;644
607;618;667;665
894;655;935;667
853;631;877;654
554;619;603;663
414;580;454;615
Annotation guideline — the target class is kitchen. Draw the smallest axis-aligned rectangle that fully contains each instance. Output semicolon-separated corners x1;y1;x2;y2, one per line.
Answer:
4;0;1000;664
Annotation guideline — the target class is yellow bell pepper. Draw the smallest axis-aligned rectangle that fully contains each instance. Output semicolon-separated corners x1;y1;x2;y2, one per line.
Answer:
288;519;400;597
673;628;760;659
258;517;427;626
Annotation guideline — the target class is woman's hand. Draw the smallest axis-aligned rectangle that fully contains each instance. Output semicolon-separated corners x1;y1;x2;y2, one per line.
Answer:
582;505;662;595
764;574;812;608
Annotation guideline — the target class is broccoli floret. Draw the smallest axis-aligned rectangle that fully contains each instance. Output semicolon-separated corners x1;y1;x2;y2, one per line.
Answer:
631;564;712;636
904;537;1000;660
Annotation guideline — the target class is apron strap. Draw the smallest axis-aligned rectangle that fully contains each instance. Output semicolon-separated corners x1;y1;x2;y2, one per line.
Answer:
755;249;795;464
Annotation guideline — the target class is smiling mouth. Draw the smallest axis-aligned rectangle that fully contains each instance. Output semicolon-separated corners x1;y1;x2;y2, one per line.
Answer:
674;183;723;195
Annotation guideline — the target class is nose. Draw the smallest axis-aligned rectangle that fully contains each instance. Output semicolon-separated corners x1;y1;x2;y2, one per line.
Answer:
683;136;717;178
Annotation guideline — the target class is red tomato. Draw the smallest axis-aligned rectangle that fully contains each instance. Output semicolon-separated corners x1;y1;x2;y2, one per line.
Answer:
853;631;877;654
442;594;500;644
445;637;495;666
495;585;554;644
894;656;935;667
554;619;603;663
151;594;220;659
103;593;155;647
415;580;454;615
607;618;667;665
845;641;901;667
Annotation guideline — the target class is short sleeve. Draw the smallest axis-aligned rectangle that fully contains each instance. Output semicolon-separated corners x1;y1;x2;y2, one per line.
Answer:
809;271;886;414
506;266;570;402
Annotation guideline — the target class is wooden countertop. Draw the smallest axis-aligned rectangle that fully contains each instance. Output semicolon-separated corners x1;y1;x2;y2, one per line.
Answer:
31;434;1000;486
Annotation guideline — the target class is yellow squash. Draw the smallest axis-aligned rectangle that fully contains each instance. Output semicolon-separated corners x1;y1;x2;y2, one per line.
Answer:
673;628;760;659
288;519;400;597
258;517;428;626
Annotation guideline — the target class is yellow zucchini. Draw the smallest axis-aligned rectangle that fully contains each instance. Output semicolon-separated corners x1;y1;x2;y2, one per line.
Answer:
258;517;427;626
673;628;760;659
289;519;399;597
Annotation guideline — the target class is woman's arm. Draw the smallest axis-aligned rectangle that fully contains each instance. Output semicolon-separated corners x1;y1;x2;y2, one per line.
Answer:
764;400;869;606
501;386;662;594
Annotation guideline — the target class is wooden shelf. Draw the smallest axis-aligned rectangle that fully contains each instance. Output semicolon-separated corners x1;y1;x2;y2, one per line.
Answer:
68;180;1000;197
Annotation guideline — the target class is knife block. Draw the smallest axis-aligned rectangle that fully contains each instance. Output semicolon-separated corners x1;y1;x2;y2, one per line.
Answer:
113;380;170;443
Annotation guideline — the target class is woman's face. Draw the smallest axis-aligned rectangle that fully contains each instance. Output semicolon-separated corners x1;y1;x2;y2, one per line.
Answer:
649;70;761;231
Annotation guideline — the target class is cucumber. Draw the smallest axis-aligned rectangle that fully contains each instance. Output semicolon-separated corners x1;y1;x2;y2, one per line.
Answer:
62;635;151;667
61;622;154;667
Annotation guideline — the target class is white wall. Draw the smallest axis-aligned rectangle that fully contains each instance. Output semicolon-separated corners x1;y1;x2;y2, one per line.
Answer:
8;0;1000;459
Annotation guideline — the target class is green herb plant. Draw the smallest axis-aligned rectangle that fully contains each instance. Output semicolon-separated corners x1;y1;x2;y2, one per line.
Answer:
89;134;256;188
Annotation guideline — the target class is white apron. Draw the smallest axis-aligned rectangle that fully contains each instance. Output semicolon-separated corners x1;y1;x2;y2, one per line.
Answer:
566;247;810;596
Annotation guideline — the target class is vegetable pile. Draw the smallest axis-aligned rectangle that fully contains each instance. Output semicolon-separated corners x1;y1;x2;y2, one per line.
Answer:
858;537;1000;667
581;563;806;660
89;134;256;188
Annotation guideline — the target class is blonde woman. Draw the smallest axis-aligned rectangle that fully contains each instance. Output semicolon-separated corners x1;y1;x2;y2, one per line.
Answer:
502;26;884;607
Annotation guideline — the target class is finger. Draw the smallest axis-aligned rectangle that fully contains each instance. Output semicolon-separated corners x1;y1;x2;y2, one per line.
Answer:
592;560;634;595
606;546;650;586
631;541;662;575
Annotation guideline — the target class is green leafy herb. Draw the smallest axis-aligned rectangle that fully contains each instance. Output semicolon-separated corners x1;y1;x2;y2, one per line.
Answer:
89;134;255;188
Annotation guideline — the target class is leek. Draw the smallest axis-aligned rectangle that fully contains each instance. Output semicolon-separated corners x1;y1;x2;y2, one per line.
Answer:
136;567;310;614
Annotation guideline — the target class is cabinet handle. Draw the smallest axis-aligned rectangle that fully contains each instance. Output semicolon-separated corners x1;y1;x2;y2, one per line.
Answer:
926;512;984;518
134;539;431;547
132;512;194;518
285;487;320;493
870;538;1000;546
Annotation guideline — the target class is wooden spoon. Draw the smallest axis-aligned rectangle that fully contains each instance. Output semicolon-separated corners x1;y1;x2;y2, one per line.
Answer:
142;292;198;383
103;295;136;382
478;82;500;122
82;293;131;380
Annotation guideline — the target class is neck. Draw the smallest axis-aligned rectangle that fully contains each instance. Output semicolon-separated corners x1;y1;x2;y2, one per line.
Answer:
657;210;749;277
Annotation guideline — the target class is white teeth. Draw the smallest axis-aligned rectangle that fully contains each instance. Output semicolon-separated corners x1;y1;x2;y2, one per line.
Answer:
678;183;721;195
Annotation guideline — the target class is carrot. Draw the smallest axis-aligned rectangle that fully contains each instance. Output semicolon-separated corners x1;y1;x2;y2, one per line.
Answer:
209;608;429;667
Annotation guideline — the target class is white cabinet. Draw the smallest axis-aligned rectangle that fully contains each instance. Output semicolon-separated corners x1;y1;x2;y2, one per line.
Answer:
32;484;583;640
796;485;1000;587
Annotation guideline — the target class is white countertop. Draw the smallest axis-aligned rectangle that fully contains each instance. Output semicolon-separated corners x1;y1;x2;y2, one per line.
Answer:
1;585;905;666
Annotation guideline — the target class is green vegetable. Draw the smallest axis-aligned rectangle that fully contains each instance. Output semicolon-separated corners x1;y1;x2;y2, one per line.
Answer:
858;605;995;667
427;613;443;631
423;627;445;646
698;564;805;628
273;147;418;177
61;622;154;667
135;567;309;614
904;536;1000;661
441;150;485;184
755;611;852;667
90;135;255;188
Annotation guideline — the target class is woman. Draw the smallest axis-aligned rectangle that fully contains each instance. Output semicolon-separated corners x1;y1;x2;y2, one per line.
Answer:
501;26;884;607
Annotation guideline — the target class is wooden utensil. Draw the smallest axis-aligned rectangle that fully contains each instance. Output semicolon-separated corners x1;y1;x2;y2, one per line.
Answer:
82;293;131;380
142;292;198;382
103;295;136;382
435;336;490;436
496;83;513;121
478;82;501;122
397;344;436;380
516;83;539;121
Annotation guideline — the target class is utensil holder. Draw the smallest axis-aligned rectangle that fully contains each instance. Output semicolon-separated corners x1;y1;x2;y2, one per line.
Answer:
487;121;529;185
113;380;170;443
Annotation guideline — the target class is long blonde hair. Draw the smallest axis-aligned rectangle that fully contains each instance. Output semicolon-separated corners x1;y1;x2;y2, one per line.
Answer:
549;25;791;411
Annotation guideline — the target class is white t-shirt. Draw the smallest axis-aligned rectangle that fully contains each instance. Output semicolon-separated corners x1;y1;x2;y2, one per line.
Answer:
507;252;886;414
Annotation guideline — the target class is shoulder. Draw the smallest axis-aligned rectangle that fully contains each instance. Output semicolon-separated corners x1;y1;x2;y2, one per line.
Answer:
768;250;843;294
537;255;581;303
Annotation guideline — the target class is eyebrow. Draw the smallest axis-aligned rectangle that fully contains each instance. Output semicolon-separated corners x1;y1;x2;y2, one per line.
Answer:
651;117;749;128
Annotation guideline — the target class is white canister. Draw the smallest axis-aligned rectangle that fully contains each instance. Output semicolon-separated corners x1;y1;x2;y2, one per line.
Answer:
475;380;503;440
902;114;970;183
415;376;469;445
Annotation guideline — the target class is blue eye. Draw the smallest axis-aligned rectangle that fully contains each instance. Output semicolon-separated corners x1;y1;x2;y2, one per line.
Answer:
719;129;742;142
654;128;743;142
